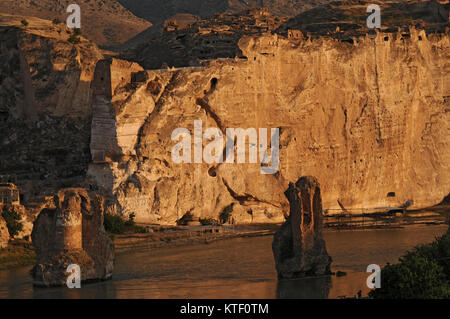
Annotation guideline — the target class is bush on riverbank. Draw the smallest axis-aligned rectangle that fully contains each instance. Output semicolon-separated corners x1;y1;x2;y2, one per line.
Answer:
370;227;450;299
104;213;148;235
0;241;35;270
199;218;219;226
2;209;23;237
219;204;234;224
176;211;195;226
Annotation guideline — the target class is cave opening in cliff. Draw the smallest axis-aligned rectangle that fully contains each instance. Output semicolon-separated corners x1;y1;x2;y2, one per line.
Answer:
387;192;396;198
208;167;217;177
210;77;218;90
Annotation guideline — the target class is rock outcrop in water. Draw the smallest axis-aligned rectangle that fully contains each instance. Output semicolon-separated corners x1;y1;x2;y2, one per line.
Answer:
31;188;114;287
0;215;9;249
272;176;331;279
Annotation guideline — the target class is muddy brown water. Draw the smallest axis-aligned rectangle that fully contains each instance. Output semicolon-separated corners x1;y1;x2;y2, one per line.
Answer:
0;224;447;299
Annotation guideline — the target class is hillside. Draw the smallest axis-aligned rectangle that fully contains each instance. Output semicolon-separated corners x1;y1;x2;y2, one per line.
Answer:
120;0;449;69
278;0;449;38
116;0;332;49
117;0;332;25
0;0;151;47
120;8;289;69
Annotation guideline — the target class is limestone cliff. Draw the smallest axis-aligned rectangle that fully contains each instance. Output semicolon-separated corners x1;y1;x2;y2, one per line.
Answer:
87;28;450;224
0;14;103;201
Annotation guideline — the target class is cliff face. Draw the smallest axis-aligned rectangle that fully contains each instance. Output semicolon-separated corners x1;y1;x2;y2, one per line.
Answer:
1;15;448;225
0;15;103;200
87;29;450;224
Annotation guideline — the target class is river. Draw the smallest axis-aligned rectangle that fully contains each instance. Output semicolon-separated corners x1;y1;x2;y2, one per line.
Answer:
0;224;447;299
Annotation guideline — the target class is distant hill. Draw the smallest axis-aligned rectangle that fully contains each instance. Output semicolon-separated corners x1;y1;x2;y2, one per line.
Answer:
0;0;152;47
278;0;449;38
117;0;332;26
120;8;288;69
119;0;449;69
118;0;333;51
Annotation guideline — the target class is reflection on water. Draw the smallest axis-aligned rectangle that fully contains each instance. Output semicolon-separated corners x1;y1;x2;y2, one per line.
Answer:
277;276;331;299
0;224;447;299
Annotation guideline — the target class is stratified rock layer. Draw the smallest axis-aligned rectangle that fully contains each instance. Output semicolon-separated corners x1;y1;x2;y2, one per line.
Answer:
0;215;9;249
272;176;332;279
31;188;114;287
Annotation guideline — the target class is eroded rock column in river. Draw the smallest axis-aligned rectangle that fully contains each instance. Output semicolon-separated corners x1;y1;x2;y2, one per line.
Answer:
31;188;114;287
272;176;332;279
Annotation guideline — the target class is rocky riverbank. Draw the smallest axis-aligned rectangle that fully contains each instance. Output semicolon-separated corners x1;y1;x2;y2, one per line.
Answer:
0;240;35;270
0;205;448;270
113;208;449;251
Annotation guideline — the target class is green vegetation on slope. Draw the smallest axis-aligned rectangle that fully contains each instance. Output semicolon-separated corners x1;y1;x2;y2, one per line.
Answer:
104;213;148;235
370;226;450;299
2;208;23;237
0;242;36;270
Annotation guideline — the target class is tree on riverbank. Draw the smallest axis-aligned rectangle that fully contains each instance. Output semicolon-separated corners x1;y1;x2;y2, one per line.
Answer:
103;213;148;235
370;227;450;299
1;208;22;237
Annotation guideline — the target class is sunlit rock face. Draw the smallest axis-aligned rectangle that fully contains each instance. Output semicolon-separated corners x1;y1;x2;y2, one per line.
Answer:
31;188;114;287
0;5;449;228
87;29;449;224
272;176;332;279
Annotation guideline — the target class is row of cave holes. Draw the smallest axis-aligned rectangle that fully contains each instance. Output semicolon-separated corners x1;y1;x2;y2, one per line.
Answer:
340;35;422;44
383;35;422;41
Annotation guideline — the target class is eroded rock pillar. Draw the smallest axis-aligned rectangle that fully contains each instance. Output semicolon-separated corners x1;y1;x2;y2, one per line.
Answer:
272;176;332;279
54;191;83;252
31;188;114;287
